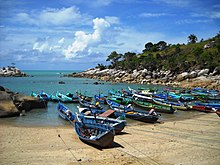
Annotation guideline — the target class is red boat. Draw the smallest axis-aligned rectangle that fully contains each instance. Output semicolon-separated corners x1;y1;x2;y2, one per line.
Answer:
190;105;215;113
216;109;220;117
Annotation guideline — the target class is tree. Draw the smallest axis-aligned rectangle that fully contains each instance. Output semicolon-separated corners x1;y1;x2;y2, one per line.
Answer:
143;42;154;52
95;63;106;70
156;41;167;50
106;51;122;68
188;34;198;44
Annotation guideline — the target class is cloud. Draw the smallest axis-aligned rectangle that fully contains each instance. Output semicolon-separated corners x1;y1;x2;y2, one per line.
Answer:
139;12;171;17
64;18;110;59
58;37;65;44
176;19;211;25
155;0;190;7
15;6;90;26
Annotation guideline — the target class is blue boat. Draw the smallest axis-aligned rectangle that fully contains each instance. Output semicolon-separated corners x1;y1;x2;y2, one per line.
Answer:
31;91;51;101
76;113;126;134
94;93;107;104
74;114;115;148
57;102;75;121
106;99;133;112
78;106;126;120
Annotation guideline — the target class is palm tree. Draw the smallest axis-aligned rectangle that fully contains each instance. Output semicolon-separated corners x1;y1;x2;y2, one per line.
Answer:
188;34;198;44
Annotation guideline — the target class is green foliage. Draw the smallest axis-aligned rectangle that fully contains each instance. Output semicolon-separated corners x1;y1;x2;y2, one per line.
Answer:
105;34;220;73
95;63;107;70
188;34;198;44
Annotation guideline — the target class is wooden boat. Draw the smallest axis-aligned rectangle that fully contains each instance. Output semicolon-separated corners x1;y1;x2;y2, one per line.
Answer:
78;107;126;120
65;92;79;103
108;95;132;105
79;99;103;110
107;99;160;123
76;91;93;102
57;102;75;121
74;114;115;148
124;110;160;123
106;99;133;112
194;102;220;109
94;94;107;104
216;109;220;117
76;113;126;134
153;98;188;111
133;99;175;114
31;91;51;101
51;91;73;103
189;105;215;113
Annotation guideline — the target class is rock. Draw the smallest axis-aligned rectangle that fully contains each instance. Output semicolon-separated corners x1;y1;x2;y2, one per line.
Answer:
176;72;189;81
188;71;198;78
211;67;220;76
0;66;28;77
0;88;47;118
0;91;20;117
58;81;65;84
197;69;209;77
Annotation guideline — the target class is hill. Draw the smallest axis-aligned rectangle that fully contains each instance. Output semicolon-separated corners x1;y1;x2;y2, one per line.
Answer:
67;33;220;90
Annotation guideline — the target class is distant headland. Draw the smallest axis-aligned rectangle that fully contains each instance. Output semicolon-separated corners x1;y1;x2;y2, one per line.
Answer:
0;66;28;77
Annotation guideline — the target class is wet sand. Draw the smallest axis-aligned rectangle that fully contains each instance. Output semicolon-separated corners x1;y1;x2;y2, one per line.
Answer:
0;113;219;165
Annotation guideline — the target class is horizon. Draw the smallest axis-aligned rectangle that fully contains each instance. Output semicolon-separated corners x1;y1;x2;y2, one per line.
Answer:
0;0;220;70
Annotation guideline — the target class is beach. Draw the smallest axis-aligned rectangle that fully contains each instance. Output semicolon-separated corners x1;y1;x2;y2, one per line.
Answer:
0;113;219;165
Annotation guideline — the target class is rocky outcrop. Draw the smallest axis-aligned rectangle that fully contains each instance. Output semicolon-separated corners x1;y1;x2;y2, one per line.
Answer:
0;86;47;118
65;67;220;90
0;66;28;77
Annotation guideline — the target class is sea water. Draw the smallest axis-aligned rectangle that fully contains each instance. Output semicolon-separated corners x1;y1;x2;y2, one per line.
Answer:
0;70;200;127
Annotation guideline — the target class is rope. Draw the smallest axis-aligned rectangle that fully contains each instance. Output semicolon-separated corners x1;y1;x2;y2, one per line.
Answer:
115;148;145;165
57;132;82;165
116;136;160;165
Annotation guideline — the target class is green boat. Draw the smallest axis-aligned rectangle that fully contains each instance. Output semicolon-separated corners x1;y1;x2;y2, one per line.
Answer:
133;99;176;114
108;95;132;105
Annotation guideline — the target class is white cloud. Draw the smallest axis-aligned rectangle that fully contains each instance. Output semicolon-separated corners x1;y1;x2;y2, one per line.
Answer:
64;18;110;59
33;41;49;52
15;6;90;26
58;37;65;44
104;16;120;24
139;12;170;17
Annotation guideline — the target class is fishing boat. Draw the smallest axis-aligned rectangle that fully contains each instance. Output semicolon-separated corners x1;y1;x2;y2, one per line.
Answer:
78;106;126;120
194;101;220;109
79;99;103;110
153;98;188;111
216;109;220;117
51;91;73;103
57;102;75;121
31;91;51;101
106;99;134;112
76;91;93;102
94;93;107;104
65;92;79;103
76;113;126;134
133;98;175;114
108;94;132;105
74;114;115;148
124;110;160;123
189;105;215;113
107;99;160;123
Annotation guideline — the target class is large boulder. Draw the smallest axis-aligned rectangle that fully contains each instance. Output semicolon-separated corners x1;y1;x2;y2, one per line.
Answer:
0;91;20;117
176;72;189;81
198;69;209;77
188;71;198;79
0;87;48;118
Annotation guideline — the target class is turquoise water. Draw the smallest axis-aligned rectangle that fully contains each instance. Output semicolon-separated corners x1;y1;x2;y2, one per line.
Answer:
0;70;200;126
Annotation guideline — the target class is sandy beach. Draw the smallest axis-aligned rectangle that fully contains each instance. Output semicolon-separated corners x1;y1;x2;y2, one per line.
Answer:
0;113;219;165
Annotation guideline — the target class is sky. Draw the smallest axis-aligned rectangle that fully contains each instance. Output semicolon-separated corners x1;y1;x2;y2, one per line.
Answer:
0;0;220;70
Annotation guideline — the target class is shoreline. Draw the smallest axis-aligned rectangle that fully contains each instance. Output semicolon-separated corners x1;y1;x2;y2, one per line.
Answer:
1;113;219;165
65;68;220;90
